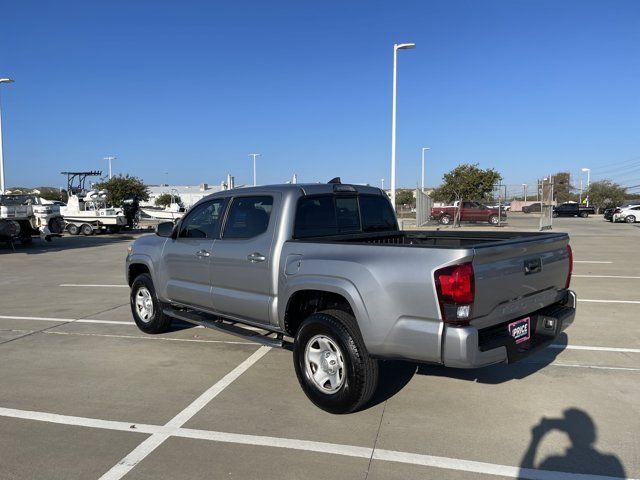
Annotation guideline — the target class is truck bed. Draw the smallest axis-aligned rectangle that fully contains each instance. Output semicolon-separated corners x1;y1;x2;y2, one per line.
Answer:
292;230;567;249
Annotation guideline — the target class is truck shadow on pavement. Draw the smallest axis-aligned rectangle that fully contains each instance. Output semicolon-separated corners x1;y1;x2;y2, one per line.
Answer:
415;333;569;384
0;232;148;255
365;334;569;409
519;409;626;479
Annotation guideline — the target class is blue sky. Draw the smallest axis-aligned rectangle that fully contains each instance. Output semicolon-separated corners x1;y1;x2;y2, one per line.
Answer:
1;0;639;192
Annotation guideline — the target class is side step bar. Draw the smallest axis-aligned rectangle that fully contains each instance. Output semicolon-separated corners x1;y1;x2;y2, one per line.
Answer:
163;307;290;349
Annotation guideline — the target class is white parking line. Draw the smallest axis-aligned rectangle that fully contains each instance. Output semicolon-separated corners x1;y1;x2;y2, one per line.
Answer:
578;299;640;304
59;284;128;288
573;275;640;279
551;344;640;354
44;331;255;346
3;314;640;354
0;405;634;480
550;363;640;372
573;261;613;264
0;315;134;325
98;345;271;480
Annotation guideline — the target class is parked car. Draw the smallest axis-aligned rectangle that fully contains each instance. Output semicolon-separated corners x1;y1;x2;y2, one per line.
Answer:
552;203;596;218
522;203;542;213
430;201;504;225
126;180;575;413
613;205;640;223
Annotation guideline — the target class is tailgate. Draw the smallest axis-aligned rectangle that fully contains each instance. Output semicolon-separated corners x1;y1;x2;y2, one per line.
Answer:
471;234;570;329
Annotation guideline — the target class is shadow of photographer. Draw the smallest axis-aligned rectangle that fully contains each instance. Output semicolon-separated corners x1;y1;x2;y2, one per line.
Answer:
519;408;625;479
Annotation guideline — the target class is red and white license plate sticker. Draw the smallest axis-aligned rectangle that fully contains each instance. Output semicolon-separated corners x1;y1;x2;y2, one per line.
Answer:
508;317;530;344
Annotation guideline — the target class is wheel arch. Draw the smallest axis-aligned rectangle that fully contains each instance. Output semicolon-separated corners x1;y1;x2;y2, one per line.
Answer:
280;278;370;340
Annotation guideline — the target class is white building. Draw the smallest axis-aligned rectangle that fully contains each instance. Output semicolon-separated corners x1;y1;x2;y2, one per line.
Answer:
144;183;225;209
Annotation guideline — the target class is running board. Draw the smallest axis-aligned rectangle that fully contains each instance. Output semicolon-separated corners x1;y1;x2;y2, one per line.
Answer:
163;307;288;349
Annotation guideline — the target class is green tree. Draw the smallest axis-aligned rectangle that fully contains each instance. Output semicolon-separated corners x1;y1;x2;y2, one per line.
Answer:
553;172;576;203
94;174;149;207
39;189;68;203
431;163;502;203
585;180;627;213
395;189;415;207
155;192;182;207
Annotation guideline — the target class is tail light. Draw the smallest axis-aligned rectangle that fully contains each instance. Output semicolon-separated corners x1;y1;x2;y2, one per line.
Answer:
565;244;573;289
434;262;474;325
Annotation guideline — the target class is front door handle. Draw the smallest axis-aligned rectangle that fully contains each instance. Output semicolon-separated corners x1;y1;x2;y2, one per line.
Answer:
195;249;210;258
247;252;266;263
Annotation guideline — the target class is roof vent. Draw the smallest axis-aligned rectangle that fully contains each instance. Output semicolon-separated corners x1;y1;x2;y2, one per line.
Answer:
328;177;341;184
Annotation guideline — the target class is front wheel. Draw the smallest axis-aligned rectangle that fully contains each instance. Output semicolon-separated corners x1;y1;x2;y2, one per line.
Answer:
488;215;499;225
625;215;636;223
293;310;378;414
130;273;172;334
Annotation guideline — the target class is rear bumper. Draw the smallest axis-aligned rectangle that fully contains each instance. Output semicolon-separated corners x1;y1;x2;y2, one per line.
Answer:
442;290;576;368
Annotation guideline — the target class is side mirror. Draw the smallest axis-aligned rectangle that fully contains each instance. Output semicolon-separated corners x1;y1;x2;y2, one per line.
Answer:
156;221;175;238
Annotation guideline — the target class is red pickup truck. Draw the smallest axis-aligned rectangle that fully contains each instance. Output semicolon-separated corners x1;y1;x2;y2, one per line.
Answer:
431;201;504;225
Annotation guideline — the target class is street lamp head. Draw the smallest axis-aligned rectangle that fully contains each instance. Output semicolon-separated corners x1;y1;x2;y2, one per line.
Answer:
395;43;416;50
581;167;590;172
0;78;14;84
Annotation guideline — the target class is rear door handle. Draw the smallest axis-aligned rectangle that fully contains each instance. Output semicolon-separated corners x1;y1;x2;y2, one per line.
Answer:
247;252;266;263
195;249;210;258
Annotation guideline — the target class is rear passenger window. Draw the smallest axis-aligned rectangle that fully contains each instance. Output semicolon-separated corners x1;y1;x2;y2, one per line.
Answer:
294;196;338;238
223;196;273;239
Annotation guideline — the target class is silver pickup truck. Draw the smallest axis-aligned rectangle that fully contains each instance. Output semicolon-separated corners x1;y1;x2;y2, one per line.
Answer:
126;180;576;413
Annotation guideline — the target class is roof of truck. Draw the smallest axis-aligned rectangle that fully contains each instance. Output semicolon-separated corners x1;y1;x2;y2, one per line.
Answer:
203;182;385;198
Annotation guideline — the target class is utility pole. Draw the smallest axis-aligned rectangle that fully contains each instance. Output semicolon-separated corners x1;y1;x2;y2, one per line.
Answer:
104;156;116;180
381;178;385;190
0;78;15;192
249;153;261;186
390;42;416;211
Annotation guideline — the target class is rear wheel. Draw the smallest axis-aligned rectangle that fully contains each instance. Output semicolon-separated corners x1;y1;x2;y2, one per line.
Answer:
625;215;636;223
293;309;378;414
579;211;589;218
439;214;451;225
81;224;93;236
130;273;172;334
67;224;80;235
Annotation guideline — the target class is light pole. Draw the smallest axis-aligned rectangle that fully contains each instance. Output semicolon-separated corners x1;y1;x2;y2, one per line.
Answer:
249;153;261;186
0;78;15;193
104;156;116;179
522;183;528;202
581;167;590;206
390;42;416;211
421;147;430;192
381;178;385;190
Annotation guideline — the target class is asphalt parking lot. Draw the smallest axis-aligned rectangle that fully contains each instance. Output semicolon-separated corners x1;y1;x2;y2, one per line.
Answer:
0;213;638;480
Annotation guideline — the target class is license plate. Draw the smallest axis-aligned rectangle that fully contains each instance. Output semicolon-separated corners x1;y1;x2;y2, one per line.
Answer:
508;317;530;344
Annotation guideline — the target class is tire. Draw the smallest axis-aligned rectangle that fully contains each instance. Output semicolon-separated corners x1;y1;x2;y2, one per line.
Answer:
81;224;93;236
439;214;451;225
488;215;499;225
625;215;636;223
579;212;588;218
293;309;378;414
552;211;558;218
130;273;172;334
67;224;80;235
